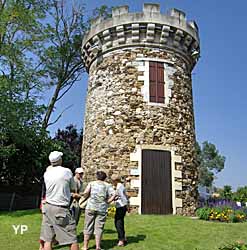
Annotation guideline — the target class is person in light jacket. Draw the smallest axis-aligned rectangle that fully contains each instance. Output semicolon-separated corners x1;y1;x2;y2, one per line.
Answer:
70;167;84;225
111;174;129;247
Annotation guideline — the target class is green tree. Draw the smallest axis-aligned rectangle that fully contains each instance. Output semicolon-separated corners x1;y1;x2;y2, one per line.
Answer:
219;185;233;200
0;0;52;185
196;141;226;187
0;1;111;185
0;0;49;159
41;2;112;129
40;0;86;129
53;124;83;170
1;0;112;130
0;0;49;98
233;186;247;203
89;5;112;23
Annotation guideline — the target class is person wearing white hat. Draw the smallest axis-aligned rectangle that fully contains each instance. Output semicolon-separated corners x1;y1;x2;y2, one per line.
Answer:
48;151;64;163
70;168;84;225
40;151;79;250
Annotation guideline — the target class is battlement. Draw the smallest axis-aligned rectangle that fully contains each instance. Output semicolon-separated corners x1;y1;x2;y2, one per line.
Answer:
82;3;200;72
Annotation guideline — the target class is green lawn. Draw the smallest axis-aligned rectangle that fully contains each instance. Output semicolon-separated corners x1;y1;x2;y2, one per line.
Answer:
1;209;247;250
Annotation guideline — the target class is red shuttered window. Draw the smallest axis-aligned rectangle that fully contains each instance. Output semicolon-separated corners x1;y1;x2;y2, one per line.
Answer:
149;61;165;103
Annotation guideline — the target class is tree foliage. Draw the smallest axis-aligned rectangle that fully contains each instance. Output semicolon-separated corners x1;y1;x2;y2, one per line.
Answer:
0;0;50;185
0;0;49;99
233;186;247;203
196;141;226;187
53;124;83;171
40;0;87;128
219;185;233;200
0;1;113;187
41;2;112;129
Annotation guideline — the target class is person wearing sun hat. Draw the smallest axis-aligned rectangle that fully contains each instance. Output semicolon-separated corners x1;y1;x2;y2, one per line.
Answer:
70;167;84;225
39;151;79;250
39;164;57;250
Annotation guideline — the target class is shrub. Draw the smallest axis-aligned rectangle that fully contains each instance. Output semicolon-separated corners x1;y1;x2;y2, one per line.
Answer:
233;186;247;203
197;206;246;223
196;207;211;220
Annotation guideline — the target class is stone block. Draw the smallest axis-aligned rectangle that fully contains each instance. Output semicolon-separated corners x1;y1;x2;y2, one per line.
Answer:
173;170;182;178
116;25;124;32
174;181;182;191
130;152;138;162
168;8;186;21
129;196;141;206
173;155;182;163
188;21;199;31
112;5;129;17
118;37;126;44
130;169;140;176
130;179;140;188
137;65;145;72
175;198;183;207
143;3;160;14
138;75;145;81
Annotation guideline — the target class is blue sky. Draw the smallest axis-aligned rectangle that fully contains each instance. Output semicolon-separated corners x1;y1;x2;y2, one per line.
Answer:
47;0;247;190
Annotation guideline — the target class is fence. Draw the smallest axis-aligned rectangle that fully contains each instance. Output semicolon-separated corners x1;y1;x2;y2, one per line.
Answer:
0;185;41;211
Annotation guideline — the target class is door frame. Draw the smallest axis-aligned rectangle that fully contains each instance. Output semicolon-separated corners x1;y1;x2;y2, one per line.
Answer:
141;149;172;214
130;144;183;214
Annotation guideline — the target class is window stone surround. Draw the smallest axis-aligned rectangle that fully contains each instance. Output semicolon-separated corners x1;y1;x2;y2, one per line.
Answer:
136;57;176;107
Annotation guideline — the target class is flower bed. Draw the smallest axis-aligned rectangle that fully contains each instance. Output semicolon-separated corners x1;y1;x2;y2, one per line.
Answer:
196;206;247;223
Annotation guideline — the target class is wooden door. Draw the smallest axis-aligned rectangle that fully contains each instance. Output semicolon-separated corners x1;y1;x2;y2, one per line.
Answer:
141;149;172;214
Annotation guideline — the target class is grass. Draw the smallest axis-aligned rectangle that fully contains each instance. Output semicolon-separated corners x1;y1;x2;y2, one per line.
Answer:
1;209;247;250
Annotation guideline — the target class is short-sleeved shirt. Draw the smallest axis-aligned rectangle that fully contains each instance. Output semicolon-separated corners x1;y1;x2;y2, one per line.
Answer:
85;180;115;213
44;166;75;207
115;183;129;208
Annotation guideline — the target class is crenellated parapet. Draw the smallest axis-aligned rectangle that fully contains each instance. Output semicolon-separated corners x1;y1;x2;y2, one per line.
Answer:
81;3;200;72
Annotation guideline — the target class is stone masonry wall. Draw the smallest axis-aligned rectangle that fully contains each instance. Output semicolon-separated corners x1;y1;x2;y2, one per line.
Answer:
82;47;198;216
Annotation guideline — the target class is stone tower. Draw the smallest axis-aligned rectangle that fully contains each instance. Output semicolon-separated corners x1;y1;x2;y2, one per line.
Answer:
81;3;200;216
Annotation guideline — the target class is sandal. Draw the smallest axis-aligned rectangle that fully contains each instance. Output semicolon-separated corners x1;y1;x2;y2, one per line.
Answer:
117;241;125;247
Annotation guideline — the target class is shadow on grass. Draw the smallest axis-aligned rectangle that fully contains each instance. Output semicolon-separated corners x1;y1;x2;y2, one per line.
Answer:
103;229;116;234
76;229;115;244
76;233;146;249
77;233;84;244
102;234;146;250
